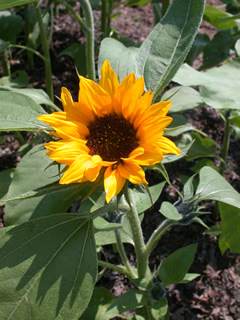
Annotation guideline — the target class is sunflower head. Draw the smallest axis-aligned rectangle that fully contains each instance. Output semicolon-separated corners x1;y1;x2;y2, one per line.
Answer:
38;60;180;203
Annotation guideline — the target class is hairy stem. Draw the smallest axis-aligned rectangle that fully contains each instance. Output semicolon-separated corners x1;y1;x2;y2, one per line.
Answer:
80;0;96;80
115;229;137;279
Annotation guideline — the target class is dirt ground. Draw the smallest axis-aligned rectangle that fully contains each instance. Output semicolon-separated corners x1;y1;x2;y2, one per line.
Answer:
0;1;240;319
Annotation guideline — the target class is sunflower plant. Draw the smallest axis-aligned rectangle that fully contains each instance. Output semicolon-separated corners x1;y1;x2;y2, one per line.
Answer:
1;0;240;319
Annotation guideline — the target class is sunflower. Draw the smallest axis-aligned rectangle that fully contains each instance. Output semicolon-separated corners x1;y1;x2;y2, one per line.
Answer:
38;60;180;203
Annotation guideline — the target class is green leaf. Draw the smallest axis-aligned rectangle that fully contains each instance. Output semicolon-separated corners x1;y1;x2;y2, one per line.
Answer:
0;86;57;109
162;86;203;113
204;5;237;29
4;146;78;225
219;202;240;254
162;141;194;164
81;287;114;320
151;162;171;185
196;166;240;208
106;289;146;318
183;174;196;200
0;91;48;131
201;30;234;70
0;0;36;10
174;59;240;110
0;10;23;42
98;38;137;82
158;243;198;285
179;273;200;283
0;168;14;200
0;214;97;319
185;33;209;66
58;43;87;77
186;132;217;160
0;70;29;87
94;217;121;231
136;0;205;98
160;201;182;220
152;298;168;318
0;39;9;53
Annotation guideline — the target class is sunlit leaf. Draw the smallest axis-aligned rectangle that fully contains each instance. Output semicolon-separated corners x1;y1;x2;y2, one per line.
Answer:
136;0;205;98
196;166;240;208
0;91;48;131
204;5;237;29
4;146;78;226
0;214;97;319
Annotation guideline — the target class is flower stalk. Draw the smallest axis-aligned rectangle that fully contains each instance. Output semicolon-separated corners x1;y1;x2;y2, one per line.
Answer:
124;186;148;279
79;0;96;80
146;219;176;258
220;111;232;174
115;228;137;279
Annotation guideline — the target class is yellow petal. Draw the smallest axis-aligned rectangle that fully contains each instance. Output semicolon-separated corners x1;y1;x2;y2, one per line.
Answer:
60;154;102;184
156;136;181;155
79;76;112;117
121;77;145;120
118;160;148;185
38;112;89;140
44;140;89;165
99;60;119;99
61;87;94;125
104;166;126;203
112;72;136;115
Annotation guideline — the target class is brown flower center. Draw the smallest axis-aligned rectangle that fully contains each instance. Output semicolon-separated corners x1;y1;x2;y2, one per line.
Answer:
86;114;139;161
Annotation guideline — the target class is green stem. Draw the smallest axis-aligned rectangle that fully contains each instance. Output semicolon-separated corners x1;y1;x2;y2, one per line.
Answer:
124;187;148;279
101;0;107;38
98;260;134;278
9;44;47;62
143;295;154;320
115;229;137;279
1;51;10;76
220;112;232;175
63;1;88;33
145;219;176;258
24;4;34;69
34;1;54;102
80;0;96;80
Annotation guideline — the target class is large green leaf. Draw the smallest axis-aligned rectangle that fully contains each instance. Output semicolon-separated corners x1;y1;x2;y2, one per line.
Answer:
158;244;198;285
219;202;240;254
196;166;240;208
0;91;48;131
0;0;36;9
0;86;58;109
161;86;203;113
0;214;97;319
136;0;205;98
98;38;137;82
173;59;240;110
4;146;78;226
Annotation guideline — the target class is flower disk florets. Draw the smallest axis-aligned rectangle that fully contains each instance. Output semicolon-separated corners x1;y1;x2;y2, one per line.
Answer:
37;60;180;203
87;114;139;162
